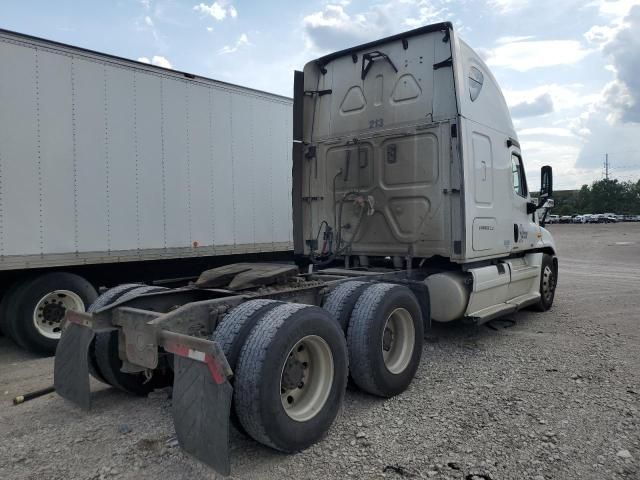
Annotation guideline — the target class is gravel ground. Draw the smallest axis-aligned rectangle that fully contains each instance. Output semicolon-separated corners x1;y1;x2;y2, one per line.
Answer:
1;223;638;480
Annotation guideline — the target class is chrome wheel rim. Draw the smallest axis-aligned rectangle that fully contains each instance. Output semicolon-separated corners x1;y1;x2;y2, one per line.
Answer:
33;290;85;339
541;265;555;303
280;335;334;422
381;308;415;374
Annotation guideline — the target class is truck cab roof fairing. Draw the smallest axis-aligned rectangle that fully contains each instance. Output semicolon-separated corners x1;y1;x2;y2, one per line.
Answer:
454;38;517;141
314;22;454;69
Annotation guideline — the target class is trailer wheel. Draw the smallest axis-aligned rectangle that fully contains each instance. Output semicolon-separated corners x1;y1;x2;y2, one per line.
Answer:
322;281;369;332
212;299;283;433
347;283;423;398
9;273;97;355
531;255;557;312
234;303;348;452
86;284;144;384
94;286;172;395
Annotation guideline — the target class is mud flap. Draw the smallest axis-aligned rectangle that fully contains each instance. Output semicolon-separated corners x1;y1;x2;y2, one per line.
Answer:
171;355;233;475
54;323;94;410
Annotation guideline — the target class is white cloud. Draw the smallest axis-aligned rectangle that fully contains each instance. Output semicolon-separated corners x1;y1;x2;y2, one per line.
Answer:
194;1;237;21
510;93;554;118
485;39;592;71
584;24;618;46
590;0;640;20
144;15;154;27
207;26;213;32
140;0;151;10
218;33;250;54
488;0;529;13
600;6;640;123
519;127;577;138
495;35;535;44
503;84;600;113
302;1;449;52
138;55;173;69
404;1;446;28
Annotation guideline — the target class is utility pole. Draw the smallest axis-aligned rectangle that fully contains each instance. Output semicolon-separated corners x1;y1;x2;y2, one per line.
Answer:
605;153;609;180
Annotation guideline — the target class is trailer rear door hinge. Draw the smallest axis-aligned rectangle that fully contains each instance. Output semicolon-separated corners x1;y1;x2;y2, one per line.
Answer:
443;188;460;194
302;196;324;202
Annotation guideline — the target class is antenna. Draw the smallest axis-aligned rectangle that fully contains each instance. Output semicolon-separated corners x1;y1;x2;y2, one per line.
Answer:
605;153;609;180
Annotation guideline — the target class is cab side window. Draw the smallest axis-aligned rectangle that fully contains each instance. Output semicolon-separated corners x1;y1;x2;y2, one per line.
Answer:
511;154;528;197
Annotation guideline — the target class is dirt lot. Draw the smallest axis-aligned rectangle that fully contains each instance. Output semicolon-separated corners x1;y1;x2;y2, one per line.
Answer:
1;223;639;480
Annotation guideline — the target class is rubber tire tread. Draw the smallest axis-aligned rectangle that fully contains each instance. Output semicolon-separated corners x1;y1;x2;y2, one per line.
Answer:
531;254;557;312
86;283;143;384
0;279;31;342
213;299;283;372
212;299;283;433
347;283;423;398
110;285;168;307
94;286;170;395
234;303;348;452
322;281;369;332
11;273;97;355
87;284;143;313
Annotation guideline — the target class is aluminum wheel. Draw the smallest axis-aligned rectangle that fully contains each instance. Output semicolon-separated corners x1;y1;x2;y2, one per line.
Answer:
33;290;85;339
381;307;415;374
280;335;334;422
541;265;555;303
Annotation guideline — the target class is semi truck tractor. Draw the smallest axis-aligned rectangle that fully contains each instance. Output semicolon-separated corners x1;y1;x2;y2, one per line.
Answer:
0;29;293;354
54;22;558;476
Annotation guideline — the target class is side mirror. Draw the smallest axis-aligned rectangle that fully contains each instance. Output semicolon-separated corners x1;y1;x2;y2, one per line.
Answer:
538;165;553;207
540;165;553;197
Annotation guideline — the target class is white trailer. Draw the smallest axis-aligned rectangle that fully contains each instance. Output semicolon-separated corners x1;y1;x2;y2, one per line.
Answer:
0;29;293;354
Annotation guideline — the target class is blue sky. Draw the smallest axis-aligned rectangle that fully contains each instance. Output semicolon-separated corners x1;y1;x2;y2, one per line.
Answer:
2;0;639;189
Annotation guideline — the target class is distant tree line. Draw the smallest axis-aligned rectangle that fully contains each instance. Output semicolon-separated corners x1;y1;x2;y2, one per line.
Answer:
546;179;640;216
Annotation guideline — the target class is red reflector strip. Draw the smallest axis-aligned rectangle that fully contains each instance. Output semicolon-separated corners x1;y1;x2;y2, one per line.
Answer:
164;342;225;385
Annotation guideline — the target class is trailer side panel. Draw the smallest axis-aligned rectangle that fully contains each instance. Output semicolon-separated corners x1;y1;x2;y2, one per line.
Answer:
0;31;293;270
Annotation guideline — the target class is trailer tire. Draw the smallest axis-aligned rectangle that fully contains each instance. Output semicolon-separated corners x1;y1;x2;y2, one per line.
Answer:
0;279;32;343
531;255;557;312
322;281;369;332
347;283;423;398
9;273;97;355
87;284;143;313
86;284;144;384
94;286;172;395
235;303;348;452
212;299;283;433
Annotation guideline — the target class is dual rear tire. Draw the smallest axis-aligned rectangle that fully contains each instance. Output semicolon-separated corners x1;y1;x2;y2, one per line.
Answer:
324;281;424;397
87;285;173;395
232;303;348;452
217;282;423;452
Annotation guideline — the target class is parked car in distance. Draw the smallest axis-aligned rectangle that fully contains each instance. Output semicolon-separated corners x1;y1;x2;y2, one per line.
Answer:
547;214;560;224
573;215;586;224
560;215;573;224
